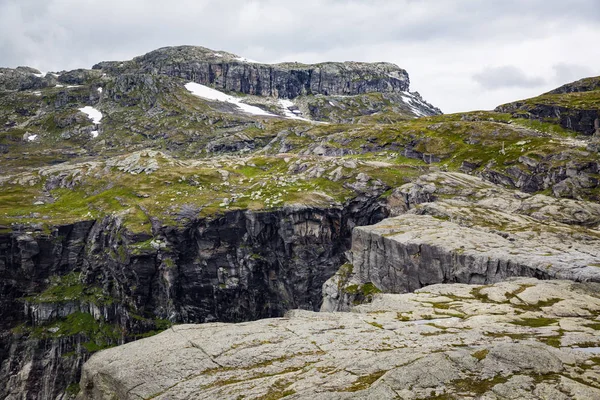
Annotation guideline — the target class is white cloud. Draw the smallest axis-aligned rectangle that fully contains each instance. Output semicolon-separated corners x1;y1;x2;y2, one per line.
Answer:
473;66;546;90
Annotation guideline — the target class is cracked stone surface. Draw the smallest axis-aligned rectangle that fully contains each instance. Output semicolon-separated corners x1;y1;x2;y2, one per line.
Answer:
322;172;600;312
77;278;600;399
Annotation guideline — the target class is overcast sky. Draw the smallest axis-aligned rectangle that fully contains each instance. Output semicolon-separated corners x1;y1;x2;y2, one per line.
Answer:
1;0;599;113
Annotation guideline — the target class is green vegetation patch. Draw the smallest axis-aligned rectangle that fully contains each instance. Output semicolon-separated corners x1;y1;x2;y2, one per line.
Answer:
341;370;387;392
472;349;489;361
25;272;112;305
509;317;558;328
29;311;122;353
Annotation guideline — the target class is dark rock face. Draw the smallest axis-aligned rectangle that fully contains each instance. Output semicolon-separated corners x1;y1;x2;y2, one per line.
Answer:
0;197;388;399
496;102;600;136
495;76;600;136
480;157;600;199
0;67;57;92
547;76;600;94
95;46;410;99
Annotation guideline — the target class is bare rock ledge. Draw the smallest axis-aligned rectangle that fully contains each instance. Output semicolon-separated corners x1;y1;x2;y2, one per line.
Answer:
77;278;600;399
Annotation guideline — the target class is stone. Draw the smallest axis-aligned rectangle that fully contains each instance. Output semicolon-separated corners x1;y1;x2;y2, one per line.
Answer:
76;279;600;400
324;172;600;311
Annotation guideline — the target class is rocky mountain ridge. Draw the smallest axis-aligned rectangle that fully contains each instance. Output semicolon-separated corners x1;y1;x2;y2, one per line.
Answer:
496;76;600;135
0;45;599;399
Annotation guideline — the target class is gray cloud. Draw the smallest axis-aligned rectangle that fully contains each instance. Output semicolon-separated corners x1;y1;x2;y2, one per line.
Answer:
553;63;594;85
1;0;599;112
472;66;546;90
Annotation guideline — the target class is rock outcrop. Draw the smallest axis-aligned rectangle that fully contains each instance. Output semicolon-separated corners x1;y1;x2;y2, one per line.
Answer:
0;196;388;400
76;278;600;399
0;67;58;91
496;76;600;135
95;46;411;99
323;172;600;311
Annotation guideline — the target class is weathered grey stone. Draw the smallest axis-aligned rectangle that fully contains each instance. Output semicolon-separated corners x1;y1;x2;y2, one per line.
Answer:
76;279;600;399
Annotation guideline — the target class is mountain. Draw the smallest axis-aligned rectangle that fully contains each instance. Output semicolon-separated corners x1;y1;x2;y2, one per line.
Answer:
0;47;599;399
496;76;600;135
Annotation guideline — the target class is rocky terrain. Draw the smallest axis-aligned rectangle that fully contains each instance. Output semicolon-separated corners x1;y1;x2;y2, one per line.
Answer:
322;172;600;312
496;76;600;136
0;45;599;399
77;278;600;399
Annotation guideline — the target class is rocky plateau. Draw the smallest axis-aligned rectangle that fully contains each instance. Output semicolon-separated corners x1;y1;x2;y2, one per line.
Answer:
0;45;599;399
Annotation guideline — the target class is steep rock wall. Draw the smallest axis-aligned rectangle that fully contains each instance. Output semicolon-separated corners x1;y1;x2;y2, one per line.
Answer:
0;196;387;399
95;46;410;99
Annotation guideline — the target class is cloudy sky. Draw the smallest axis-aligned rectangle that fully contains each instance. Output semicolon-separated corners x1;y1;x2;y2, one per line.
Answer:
1;0;599;113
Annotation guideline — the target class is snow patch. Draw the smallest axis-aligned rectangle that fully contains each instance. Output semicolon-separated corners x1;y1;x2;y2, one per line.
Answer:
185;82;275;117
55;84;64;88
26;134;38;142
387;71;406;81
79;106;103;124
33;91;41;96
279;99;312;122
91;131;99;138
97;87;103;93
33;72;45;78
235;56;260;64
213;53;223;58
401;92;428;118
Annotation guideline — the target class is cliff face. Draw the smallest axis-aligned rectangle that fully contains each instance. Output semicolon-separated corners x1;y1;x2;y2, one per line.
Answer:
495;76;600;135
93;46;410;99
0;197;388;400
322;172;600;312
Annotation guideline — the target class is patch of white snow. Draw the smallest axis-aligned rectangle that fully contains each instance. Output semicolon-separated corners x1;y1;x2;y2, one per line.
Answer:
235;56;260;64
79;106;103;124
91;131;99;138
184;82;275;117
33;72;45;78
26;134;38;142
97;87;103;93
55;84;64;88
401;92;427;118
279;99;312;122
213;53;223;58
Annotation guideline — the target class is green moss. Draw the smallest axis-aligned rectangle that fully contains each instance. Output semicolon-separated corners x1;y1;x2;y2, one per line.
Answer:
29;312;122;353
367;321;384;329
25;272;112;305
472;349;489;361
509;318;558;328
257;379;296;400
509;89;600;110
344;284;359;295
360;282;382;297
65;383;80;396
512;298;563;312
396;312;411;322
541;336;562;348
341;370;386;392
450;375;509;395
470;287;493;303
